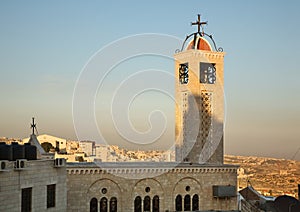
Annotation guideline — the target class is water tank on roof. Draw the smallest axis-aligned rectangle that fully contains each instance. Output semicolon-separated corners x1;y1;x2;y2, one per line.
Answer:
24;143;37;160
11;142;25;160
0;142;13;160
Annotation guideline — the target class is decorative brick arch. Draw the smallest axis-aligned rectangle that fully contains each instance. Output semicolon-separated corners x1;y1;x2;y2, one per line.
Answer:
86;178;121;211
173;177;202;211
132;178;164;211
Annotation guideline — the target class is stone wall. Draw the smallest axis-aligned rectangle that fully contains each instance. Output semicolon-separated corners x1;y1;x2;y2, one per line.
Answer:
175;50;225;165
67;163;238;211
0;159;67;212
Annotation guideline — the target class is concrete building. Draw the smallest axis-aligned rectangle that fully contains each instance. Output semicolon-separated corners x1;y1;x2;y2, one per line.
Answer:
94;144;109;162
79;141;95;157
55;152;88;162
0;159;67;212
0;125;67;212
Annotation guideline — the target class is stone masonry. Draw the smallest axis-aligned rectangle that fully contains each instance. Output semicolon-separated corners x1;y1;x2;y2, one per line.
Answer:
67;162;238;211
0;160;67;212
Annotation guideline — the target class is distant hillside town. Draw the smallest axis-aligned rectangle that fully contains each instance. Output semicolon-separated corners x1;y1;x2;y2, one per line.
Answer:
1;134;175;163
1;134;299;200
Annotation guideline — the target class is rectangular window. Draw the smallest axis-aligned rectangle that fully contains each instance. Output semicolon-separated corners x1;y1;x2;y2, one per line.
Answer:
200;62;216;84
47;184;56;208
21;187;32;212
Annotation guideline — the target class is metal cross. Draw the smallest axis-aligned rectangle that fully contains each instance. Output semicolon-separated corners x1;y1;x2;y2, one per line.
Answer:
191;14;207;33
31;117;36;135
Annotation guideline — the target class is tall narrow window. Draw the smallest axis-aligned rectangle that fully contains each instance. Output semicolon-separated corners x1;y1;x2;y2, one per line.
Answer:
179;63;189;84
144;196;151;212
184;195;191;211
100;197;108;212
152;195;159;212
134;196;142;212
47;184;56;208
192;194;199;211
175;195;182;211
90;198;98;212
110;197;117;212
21;187;32;212
200;91;213;144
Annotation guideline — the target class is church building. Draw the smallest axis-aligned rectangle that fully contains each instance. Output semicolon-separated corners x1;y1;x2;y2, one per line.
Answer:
67;15;238;212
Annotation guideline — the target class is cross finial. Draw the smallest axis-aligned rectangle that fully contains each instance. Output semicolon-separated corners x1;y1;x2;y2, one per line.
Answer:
191;14;207;34
31;117;37;135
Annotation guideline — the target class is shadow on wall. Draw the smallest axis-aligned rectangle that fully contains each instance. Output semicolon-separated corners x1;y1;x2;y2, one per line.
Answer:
176;92;224;164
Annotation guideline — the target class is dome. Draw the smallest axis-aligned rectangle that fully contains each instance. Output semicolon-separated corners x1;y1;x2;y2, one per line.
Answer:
178;15;223;52
186;36;212;51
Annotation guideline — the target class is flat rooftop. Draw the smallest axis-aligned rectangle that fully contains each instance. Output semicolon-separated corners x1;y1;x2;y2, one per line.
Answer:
66;161;238;169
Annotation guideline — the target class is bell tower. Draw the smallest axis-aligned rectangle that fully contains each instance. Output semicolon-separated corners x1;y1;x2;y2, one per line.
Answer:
175;15;225;164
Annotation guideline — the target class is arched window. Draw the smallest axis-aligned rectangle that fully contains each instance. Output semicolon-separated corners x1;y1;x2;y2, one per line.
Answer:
184;195;191;211
90;198;98;212
100;197;108;212
144;196;151;212
152;195;159;212
134;196;142;212
175;195;182;211
110;197;117;212
192;194;199;211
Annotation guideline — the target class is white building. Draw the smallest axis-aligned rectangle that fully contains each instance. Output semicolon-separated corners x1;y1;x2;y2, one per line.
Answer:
79;141;95;156
94;144;109;162
23;134;67;152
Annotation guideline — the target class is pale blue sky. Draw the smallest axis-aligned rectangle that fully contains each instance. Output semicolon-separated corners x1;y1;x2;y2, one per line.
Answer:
1;1;300;160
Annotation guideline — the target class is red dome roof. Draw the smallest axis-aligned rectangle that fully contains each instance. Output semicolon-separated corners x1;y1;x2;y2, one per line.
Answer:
186;36;212;51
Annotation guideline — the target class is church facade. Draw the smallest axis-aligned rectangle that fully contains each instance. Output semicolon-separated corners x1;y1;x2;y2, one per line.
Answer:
66;15;238;212
67;163;237;212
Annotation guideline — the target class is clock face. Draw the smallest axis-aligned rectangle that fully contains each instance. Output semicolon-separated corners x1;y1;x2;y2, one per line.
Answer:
179;63;189;84
200;63;216;84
